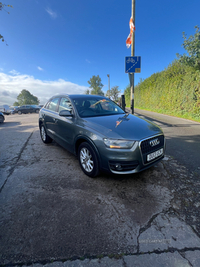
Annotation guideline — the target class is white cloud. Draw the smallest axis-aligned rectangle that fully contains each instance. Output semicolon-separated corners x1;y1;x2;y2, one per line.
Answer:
46;7;57;19
9;69;20;75
0;72;90;106
37;66;44;71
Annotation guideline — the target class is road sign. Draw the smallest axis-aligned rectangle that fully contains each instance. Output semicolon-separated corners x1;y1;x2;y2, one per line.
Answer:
125;56;141;73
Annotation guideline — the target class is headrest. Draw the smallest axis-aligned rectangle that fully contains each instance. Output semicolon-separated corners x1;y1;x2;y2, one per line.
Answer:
84;100;90;109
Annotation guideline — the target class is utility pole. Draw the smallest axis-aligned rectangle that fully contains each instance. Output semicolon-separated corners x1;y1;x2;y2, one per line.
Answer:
130;0;135;114
107;74;110;98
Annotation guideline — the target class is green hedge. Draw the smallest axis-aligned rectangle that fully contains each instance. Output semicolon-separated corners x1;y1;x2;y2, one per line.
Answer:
125;61;200;122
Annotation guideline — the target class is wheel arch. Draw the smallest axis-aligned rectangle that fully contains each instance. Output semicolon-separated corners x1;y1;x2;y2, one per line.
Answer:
39;119;44;129
75;136;102;168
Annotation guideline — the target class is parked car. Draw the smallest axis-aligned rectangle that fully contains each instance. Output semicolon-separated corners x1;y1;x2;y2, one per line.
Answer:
9;106;19;114
39;94;165;177
0;112;5;123
14;105;40;114
0;105;10;115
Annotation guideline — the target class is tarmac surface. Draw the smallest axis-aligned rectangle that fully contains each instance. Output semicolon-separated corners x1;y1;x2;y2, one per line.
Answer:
0;113;200;267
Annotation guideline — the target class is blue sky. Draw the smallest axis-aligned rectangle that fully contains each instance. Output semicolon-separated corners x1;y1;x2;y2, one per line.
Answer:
0;0;200;106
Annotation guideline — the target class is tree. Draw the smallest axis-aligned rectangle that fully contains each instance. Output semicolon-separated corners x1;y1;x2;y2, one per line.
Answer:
106;86;121;102
14;89;40;106
13;101;20;106
85;89;90;94
87;75;104;96
177;26;200;70
0;2;13;44
124;85;130;108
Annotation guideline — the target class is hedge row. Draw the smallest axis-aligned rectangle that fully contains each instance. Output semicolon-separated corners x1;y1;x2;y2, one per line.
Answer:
125;61;200;121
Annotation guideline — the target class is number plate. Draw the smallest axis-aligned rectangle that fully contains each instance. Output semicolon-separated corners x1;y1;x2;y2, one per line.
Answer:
147;148;163;162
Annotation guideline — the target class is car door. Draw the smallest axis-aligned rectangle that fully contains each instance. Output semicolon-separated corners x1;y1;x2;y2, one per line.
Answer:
42;97;60;140
55;97;77;153
20;105;26;113
27;105;33;113
25;105;31;113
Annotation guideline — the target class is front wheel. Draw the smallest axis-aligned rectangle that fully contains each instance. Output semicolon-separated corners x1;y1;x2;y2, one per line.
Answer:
78;142;99;178
18;111;22;115
40;124;52;144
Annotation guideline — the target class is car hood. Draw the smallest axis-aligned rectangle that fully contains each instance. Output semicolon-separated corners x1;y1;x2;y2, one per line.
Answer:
82;113;163;140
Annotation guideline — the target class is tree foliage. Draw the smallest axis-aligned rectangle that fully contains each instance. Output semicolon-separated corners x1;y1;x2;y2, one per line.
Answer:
14;89;40;106
177;26;200;70
85;89;90;94
106;86;121;102
87;75;104;96
0;2;13;44
124;85;130;107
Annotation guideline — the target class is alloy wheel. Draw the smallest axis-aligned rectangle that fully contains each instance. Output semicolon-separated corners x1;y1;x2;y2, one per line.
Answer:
41;126;46;142
80;147;94;173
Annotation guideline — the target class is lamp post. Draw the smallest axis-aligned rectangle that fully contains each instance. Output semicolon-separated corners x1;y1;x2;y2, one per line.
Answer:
107;74;110;98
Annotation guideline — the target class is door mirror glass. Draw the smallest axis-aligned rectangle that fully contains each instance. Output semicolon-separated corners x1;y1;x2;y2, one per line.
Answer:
59;110;73;117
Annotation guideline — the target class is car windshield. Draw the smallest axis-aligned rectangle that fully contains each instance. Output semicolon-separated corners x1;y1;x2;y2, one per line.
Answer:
72;97;125;118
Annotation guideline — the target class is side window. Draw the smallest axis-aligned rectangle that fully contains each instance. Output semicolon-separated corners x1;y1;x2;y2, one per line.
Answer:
47;98;60;112
59;98;73;113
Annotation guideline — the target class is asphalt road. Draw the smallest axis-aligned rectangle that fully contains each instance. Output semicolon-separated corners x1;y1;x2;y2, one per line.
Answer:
134;108;200;177
1;113;200;266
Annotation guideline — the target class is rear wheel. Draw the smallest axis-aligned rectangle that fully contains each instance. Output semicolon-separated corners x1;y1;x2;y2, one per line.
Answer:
40;124;52;143
78;142;99;177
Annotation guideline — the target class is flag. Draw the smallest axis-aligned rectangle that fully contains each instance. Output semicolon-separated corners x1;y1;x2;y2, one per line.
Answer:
126;17;135;48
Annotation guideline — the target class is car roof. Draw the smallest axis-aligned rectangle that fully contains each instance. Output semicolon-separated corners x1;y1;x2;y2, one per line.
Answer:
49;94;108;100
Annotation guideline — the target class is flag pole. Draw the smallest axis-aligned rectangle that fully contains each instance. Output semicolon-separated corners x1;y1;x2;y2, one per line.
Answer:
130;0;135;114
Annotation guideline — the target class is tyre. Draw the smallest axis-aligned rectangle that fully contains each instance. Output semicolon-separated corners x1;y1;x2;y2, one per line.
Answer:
78;142;99;178
18;111;22;115
0;115;4;123
35;109;39;113
40;124;52;144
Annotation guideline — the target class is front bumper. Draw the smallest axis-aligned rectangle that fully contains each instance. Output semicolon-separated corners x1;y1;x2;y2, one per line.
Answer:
98;134;165;174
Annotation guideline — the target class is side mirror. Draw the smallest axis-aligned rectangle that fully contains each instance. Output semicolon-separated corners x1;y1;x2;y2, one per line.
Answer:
59;110;73;117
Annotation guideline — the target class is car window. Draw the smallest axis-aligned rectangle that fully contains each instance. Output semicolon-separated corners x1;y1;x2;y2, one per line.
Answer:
59;98;73;113
46;98;60;112
72;97;125;118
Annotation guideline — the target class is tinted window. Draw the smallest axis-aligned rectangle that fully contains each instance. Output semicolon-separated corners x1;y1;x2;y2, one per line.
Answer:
46;98;59;112
59;98;73;113
72;97;125;118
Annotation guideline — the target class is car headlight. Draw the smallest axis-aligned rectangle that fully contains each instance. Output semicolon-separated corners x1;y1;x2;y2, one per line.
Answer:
103;138;135;149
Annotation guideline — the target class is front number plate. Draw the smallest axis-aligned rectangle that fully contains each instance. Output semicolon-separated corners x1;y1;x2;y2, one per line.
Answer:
147;148;163;162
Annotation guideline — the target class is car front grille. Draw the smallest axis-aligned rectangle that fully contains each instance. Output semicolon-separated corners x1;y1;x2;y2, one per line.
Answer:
140;134;165;164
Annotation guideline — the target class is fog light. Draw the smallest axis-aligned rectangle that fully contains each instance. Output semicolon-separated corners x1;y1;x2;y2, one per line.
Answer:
115;164;122;170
